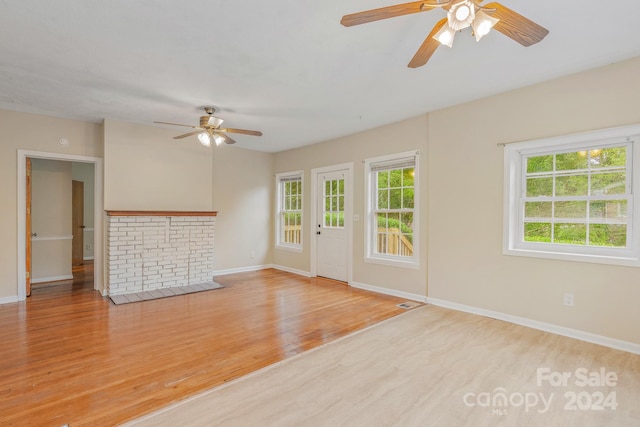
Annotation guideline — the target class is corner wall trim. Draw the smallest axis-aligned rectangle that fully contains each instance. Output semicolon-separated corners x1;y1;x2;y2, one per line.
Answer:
350;281;427;303
212;264;312;278
212;265;271;277
426;297;640;355
0;296;19;305
271;265;311;277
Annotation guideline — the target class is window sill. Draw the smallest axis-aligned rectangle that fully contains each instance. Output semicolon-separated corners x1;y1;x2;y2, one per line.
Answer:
276;244;303;253
503;247;640;268
364;255;420;270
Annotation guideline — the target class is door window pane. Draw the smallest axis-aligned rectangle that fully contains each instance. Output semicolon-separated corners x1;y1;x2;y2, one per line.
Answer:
323;178;344;229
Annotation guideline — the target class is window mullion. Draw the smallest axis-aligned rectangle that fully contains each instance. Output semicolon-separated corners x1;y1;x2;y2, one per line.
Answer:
586;150;592;245
551;154;556;243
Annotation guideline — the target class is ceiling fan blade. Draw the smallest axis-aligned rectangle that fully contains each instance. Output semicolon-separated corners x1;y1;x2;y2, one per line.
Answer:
483;2;549;47
219;128;263;136
408;18;447;68
173;130;203;139
340;1;439;27
154;121;200;129
221;133;236;145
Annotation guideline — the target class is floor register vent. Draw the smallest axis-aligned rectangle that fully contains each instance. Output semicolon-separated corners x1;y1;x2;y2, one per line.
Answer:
397;302;419;309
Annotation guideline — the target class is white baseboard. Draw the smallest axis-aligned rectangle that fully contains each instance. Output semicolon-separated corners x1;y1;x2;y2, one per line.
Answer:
212;264;312;278
350;281;427;303
427;297;640;355
270;264;311;277
212;264;271;277
83;256;94;261
31;274;74;284
0;295;19;305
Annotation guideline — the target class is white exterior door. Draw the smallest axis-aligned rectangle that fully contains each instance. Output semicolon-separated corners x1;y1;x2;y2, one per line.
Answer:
316;170;348;281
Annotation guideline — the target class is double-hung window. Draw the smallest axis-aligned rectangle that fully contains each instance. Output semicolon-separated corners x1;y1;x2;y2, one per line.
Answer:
276;171;303;251
504;125;640;266
365;151;419;268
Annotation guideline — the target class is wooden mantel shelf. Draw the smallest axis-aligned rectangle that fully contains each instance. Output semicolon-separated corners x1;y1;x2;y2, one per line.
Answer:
106;210;217;217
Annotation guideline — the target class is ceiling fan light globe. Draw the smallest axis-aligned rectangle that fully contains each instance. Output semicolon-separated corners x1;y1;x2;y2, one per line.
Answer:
434;25;455;47
477;21;491;36
213;134;225;146
447;0;474;31
472;11;499;42
198;132;211;147
455;5;470;21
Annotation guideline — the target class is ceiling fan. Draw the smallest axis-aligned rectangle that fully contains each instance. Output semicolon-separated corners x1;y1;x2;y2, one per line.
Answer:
154;107;263;147
341;0;549;68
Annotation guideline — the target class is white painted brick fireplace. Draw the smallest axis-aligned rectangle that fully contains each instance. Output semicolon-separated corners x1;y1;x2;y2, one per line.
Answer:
106;211;216;295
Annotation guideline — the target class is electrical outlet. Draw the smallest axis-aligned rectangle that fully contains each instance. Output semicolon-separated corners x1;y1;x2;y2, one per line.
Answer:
563;293;574;307
86;243;91;250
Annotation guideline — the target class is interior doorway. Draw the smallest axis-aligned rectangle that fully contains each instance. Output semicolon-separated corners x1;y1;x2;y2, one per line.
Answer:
18;150;103;301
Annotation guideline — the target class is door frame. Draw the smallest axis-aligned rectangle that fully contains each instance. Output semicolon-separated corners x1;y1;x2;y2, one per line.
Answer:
26;157;32;297
17;150;104;300
310;162;353;283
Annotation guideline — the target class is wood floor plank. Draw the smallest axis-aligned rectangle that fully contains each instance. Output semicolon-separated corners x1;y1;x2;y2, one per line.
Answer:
0;264;411;426
126;305;640;427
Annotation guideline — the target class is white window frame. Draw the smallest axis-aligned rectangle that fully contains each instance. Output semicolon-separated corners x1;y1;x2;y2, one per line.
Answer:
364;151;419;269
503;124;640;267
276;170;304;252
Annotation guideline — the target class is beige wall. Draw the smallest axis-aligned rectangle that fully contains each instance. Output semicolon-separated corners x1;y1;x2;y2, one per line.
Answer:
72;162;95;259
428;56;640;344
212;146;274;271
0;109;103;299
104;119;214;211
31;159;72;281
274;115;429;298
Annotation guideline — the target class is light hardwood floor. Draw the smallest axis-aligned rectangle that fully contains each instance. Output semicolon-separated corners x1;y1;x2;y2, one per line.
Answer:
127;305;640;427
0;267;410;426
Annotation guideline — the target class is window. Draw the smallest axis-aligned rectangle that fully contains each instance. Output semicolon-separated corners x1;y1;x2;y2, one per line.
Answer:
323;177;344;229
365;151;419;268
504;125;640;266
276;171;303;251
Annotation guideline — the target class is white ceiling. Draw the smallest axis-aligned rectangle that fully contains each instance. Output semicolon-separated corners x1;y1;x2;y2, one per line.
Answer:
1;0;640;153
